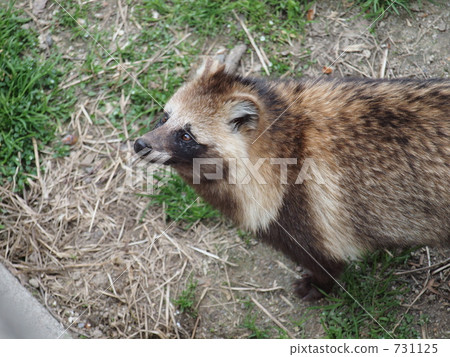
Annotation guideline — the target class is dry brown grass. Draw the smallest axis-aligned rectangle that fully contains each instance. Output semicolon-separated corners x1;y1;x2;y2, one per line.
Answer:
0;103;241;338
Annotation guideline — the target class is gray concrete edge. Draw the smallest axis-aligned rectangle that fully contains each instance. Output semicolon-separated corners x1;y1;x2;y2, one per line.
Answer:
0;263;71;338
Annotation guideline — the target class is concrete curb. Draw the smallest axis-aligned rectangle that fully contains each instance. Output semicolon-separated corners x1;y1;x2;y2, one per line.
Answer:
0;264;71;338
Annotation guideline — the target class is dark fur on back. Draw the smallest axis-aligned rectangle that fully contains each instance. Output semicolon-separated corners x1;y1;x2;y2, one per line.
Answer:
252;77;449;299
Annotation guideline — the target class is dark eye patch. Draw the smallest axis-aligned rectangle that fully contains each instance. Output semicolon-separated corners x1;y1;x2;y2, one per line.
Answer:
169;126;207;162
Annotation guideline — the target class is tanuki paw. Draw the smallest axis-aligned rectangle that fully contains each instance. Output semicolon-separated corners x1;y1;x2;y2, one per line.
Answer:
293;275;324;301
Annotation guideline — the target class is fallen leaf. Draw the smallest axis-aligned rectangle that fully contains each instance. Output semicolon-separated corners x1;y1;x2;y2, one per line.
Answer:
306;9;315;21
342;0;354;8
62;134;78;146
322;66;333;74
32;0;47;16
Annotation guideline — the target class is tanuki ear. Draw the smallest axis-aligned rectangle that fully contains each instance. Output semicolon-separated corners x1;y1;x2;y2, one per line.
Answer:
195;57;226;79
228;98;259;132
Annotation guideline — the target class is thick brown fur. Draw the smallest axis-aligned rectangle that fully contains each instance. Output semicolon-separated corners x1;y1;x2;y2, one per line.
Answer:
135;58;450;300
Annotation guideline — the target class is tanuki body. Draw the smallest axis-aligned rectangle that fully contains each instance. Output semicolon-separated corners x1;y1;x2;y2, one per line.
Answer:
135;59;449;300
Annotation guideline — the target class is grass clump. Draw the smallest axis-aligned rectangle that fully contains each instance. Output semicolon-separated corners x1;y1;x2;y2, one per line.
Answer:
314;250;419;338
240;299;271;339
242;313;271;339
138;0;312;51
240;298;289;339
140;0;310;36
356;0;426;18
51;0;92;39
173;277;198;317
139;171;221;227
0;3;74;191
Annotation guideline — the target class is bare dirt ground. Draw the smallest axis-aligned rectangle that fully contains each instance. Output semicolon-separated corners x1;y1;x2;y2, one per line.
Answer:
1;0;449;339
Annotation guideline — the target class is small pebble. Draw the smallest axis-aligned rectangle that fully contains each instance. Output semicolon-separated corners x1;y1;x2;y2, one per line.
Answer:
92;329;103;338
46;34;53;47
437;22;446;32
29;278;39;288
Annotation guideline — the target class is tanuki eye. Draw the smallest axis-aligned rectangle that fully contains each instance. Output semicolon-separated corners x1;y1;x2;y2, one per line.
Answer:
161;112;169;123
181;133;192;141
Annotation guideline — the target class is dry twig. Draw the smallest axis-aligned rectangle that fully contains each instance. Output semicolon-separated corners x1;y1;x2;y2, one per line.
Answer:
232;11;270;75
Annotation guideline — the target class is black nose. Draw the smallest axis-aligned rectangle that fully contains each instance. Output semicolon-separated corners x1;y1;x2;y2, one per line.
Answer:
134;138;152;156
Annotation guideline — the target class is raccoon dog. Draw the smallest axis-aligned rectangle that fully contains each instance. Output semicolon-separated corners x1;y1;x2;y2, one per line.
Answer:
135;58;449;300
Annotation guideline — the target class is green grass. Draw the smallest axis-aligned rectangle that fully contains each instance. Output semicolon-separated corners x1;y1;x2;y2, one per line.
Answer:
139;0;311;39
51;1;92;39
74;9;200;140
313;250;420;339
139;171;221;228
237;229;254;247
240;298;290;339
240;299;271;338
137;0;314;78
242;313;271;339
356;0;426;18
173;276;198;317
0;2;74;192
